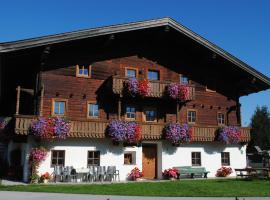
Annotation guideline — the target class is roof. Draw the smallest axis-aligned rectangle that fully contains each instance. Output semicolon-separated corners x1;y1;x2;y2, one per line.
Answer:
1;17;270;87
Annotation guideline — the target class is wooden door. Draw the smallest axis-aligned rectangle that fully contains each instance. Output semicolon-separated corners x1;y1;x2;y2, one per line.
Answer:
142;144;157;179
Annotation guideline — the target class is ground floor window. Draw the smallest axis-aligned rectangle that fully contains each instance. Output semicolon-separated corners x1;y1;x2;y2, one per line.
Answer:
221;152;230;166
191;152;201;166
51;150;65;167
87;151;100;166
124;151;136;165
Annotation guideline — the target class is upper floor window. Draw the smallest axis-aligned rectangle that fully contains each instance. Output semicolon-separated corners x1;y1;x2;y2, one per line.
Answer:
191;152;201;166
53;100;66;116
126;68;137;78
148;70;159;80
187;110;196;124
217;112;225;125
180;75;189;85
87;151;100;166
51;150;65;167
221;152;230;166
126;106;136;120
88;103;99;118
144;108;157;122
76;65;91;78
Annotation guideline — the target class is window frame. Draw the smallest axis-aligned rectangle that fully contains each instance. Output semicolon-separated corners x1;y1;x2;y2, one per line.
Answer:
87;150;100;167
125;105;136;120
51;98;68;116
51;150;65;167
180;74;189;85
147;69;160;81
124;151;136;165
191;152;201;166
221;152;230;166
76;65;92;78
125;67;138;78
217;112;226;125
143;107;157;122
87;101;99;119
187;109;197;124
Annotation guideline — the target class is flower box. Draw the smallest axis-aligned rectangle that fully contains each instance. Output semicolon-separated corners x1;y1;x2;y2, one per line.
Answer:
218;126;240;144
164;123;192;145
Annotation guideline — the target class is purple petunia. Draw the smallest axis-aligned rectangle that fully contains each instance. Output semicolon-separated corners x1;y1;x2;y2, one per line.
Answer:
164;123;192;144
126;78;139;97
218;126;240;144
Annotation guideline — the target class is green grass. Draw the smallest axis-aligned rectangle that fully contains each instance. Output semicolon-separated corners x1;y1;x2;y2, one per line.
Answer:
0;179;270;197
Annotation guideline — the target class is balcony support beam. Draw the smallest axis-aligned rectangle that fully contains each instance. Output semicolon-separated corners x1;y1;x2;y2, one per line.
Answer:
39;84;44;116
118;96;122;120
176;102;179;123
15;86;21;115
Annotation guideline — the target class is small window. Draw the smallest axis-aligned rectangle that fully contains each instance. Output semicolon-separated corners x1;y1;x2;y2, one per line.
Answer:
148;70;159;80
180;75;189;85
126;106;136;120
53;100;66;115
51;150;65;167
126;68;137;78
87;151;100;166
124;152;136;165
88;103;99;118
187;110;196;123
76;65;91;78
217;113;225;125
221;152;230;166
144;108;157;122
192;152;201;166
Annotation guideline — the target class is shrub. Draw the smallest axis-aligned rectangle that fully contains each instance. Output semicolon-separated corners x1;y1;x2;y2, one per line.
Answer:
128;167;143;180
162;168;178;179
216;166;233;177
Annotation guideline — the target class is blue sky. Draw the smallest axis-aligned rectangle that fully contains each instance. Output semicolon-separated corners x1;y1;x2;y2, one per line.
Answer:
1;0;269;126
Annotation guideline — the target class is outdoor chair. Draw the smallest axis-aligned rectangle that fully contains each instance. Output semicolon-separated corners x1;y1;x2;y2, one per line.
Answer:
106;166;115;181
111;166;120;181
53;165;64;182
87;166;96;182
97;166;106;182
63;166;77;182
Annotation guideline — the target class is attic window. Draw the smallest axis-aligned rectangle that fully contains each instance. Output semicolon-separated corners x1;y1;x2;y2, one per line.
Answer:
76;65;91;78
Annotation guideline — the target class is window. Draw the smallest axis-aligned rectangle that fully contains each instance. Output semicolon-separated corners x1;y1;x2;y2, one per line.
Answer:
187;110;196;123
221;152;230;166
126;68;137;78
76;65;91;78
144;108;157;122
51;150;65;167
53;100;66;116
192;152;201;166
124;152;136;165
87;151;100;166
217;113;225;125
180;75;189;85
126;106;136;120
148;70;159;80
88;103;99;118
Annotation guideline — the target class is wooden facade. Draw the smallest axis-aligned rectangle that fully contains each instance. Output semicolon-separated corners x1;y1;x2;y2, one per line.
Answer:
1;18;270;142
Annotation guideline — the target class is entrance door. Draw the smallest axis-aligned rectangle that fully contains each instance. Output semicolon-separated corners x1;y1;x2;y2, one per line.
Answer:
142;144;157;179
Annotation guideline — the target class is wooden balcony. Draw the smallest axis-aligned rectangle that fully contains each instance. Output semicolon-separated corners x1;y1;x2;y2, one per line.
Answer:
111;76;196;100
14;115;250;142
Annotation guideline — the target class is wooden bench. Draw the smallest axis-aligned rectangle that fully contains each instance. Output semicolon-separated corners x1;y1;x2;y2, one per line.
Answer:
173;166;210;179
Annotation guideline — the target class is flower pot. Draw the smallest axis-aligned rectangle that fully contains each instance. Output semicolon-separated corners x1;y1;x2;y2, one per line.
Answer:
43;179;49;184
169;177;176;181
31;179;38;184
136;178;144;181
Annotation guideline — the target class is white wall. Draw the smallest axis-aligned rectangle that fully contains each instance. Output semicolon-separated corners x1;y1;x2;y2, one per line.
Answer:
36;139;247;180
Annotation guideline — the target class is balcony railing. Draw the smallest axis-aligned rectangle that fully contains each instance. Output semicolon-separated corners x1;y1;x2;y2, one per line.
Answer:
14;115;250;142
111;76;196;100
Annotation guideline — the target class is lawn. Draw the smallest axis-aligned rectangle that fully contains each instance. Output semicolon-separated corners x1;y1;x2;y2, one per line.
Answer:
0;179;270;197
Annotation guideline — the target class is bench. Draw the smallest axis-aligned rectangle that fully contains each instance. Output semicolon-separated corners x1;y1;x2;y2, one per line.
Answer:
173;166;210;179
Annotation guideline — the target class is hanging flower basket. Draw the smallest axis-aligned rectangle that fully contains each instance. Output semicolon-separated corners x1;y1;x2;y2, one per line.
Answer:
167;83;190;101
108;120;142;143
0;117;12;131
164;123;192;145
218;126;241;144
31;117;71;139
125;78;150;97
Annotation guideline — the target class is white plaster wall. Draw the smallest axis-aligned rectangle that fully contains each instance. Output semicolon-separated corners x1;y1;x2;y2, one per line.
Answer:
161;141;247;177
38;138;142;181
37;139;247;180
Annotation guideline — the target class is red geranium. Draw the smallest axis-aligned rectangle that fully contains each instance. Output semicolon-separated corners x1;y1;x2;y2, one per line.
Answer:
138;79;150;96
162;168;179;179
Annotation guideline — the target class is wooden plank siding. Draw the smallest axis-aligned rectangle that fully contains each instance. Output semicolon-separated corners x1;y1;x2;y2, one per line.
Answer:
40;55;240;127
14;115;251;142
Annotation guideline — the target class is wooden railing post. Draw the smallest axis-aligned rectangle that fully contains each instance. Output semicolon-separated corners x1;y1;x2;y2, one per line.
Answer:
176;103;179;122
118;97;122;120
16;86;21;115
39;84;44;116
